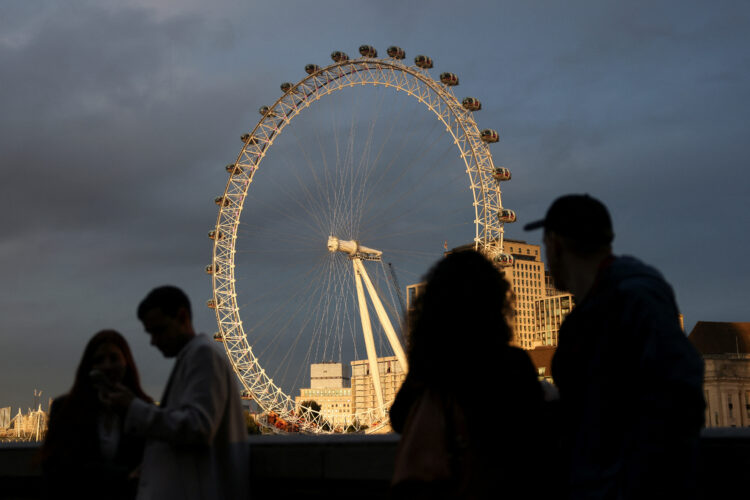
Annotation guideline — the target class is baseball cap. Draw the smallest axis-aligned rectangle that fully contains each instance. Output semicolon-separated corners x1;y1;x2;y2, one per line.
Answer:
523;194;614;245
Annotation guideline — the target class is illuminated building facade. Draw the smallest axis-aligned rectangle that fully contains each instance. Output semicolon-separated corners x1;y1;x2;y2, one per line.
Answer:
689;321;750;428
295;362;353;428
503;239;546;349
351;356;405;417
535;293;574;347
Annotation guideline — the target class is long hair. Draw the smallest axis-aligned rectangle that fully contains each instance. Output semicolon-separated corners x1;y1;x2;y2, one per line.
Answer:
41;330;151;461
406;250;514;391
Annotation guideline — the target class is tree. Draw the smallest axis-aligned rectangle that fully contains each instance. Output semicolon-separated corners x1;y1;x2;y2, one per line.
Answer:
298;400;322;418
298;400;332;431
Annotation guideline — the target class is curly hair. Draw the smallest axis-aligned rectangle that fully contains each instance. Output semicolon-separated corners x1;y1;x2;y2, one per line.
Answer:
406;250;514;390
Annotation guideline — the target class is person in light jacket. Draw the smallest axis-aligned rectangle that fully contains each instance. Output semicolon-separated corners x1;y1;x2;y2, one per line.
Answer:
107;286;248;500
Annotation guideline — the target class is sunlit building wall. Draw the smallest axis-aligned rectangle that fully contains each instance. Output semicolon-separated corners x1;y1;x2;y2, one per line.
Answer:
503;239;546;349
295;362;353;428
351;356;405;418
535;293;574;347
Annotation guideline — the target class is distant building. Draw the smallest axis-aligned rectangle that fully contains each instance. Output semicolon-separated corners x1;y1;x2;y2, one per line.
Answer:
295;362;353;428
0;407;10;430
0;407;47;441
406;282;425;324
535;293;574;347
351;356;405;419
310;361;350;389
689;321;750;428
499;239;546;349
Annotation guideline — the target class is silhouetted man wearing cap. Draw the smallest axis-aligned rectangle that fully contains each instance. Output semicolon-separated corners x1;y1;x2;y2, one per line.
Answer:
525;194;704;500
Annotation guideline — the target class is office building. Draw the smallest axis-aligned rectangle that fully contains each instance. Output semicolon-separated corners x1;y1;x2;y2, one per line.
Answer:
351;356;405;418
535;293;574;347
295;362;353;428
502;239;547;349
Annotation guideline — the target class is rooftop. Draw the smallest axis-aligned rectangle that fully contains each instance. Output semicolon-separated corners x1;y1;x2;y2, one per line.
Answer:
689;322;750;355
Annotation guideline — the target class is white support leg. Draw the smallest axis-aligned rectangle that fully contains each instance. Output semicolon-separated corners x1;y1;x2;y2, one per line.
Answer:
353;260;385;416
353;259;409;374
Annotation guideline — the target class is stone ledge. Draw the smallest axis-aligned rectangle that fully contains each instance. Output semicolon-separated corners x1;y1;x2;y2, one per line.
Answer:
2;430;749;499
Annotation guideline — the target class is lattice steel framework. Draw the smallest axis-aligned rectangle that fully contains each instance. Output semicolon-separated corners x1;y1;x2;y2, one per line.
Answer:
209;49;511;433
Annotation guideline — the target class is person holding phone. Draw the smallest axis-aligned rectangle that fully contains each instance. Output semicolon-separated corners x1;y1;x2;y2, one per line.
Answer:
41;330;152;500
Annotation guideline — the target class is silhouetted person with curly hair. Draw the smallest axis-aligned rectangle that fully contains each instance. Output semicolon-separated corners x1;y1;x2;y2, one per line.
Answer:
390;250;550;499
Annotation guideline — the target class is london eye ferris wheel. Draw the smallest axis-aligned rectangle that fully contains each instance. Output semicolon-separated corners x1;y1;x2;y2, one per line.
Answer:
207;45;515;433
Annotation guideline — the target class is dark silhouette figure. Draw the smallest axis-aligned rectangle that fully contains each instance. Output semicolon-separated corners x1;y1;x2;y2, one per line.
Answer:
525;194;705;500
106;285;248;500
390;250;548;499
40;330;152;500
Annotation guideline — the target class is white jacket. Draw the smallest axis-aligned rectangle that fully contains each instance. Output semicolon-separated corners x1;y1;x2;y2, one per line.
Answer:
126;334;249;500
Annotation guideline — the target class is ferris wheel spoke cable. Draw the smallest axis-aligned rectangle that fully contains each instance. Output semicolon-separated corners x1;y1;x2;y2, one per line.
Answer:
346;92;412;236
358;132;456;237
370;219;473;243
237;191;325;245
350;95;390;234
280;135;343;232
375;259;403;333
244;260;326;351
362;106;446;205
235;249;322;308
352;93;410;215
260;167;329;236
258;263;340;391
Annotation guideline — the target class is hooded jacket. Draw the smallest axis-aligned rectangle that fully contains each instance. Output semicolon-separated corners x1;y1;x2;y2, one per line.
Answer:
552;256;704;500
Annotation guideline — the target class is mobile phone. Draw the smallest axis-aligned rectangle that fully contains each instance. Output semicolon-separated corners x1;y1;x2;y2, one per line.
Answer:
89;369;113;391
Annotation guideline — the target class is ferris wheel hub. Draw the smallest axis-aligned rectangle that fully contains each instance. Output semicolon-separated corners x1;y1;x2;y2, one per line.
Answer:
327;236;382;261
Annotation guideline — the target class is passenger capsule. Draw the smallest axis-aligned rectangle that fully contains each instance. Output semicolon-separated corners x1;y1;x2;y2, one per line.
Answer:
414;55;433;69
207;298;221;309
241;133;259;145
386;46;405;59
480;129;499;143
213;332;224;342
241;390;253;400
280;82;294;93
226;163;243;175
205;263;221;274
492;167;511;181
259;106;273;116
214;196;232;207
462;97;481;111
439;72;459;86
304;64;320;75
359;45;377;58
497;209;517;223
495;253;515;267
330;51;349;62
208;229;225;240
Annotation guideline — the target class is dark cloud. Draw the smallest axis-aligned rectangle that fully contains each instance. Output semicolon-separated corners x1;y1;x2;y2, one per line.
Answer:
2;0;749;410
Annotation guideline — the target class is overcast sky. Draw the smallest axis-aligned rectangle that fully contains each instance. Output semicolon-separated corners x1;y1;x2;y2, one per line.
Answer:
1;0;748;411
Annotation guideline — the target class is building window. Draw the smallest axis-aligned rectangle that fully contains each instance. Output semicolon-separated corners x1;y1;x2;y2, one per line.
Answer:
727;394;734;418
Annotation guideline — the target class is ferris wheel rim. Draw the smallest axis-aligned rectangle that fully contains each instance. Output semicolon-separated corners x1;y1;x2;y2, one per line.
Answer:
209;51;508;433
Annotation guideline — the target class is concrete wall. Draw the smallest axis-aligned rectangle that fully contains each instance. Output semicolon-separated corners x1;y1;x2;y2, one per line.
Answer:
2;429;749;499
